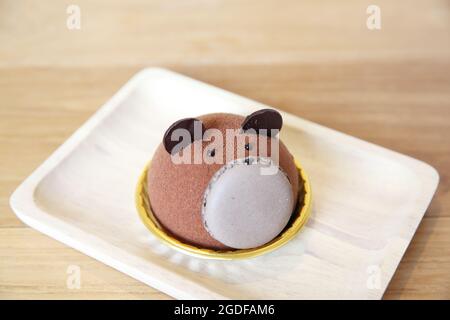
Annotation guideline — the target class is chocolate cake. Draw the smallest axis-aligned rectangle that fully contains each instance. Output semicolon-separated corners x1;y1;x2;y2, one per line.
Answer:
146;109;302;250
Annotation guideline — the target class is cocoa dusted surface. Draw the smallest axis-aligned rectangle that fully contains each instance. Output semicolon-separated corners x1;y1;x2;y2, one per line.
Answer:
147;113;300;250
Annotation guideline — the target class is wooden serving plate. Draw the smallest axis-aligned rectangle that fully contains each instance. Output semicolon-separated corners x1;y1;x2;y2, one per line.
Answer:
10;68;439;299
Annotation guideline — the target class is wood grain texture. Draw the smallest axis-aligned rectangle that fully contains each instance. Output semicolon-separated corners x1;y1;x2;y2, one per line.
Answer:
0;0;449;299
1;0;449;66
5;68;440;299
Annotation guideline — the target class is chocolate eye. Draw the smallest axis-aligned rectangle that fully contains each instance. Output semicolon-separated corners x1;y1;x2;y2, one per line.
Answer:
245;143;252;151
207;148;216;157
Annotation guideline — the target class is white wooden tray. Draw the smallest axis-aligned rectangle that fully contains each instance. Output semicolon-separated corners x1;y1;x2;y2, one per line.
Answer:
10;68;439;299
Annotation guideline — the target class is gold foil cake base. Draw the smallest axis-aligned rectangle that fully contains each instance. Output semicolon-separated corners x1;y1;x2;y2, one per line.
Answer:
135;159;312;260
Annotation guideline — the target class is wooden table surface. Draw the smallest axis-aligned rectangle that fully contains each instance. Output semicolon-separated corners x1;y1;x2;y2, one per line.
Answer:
1;0;449;299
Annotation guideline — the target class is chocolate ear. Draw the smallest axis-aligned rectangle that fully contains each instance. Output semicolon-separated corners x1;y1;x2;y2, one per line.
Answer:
241;109;283;136
163;118;205;154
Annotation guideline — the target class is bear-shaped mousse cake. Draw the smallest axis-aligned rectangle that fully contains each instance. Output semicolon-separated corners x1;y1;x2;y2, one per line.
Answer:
147;109;303;250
